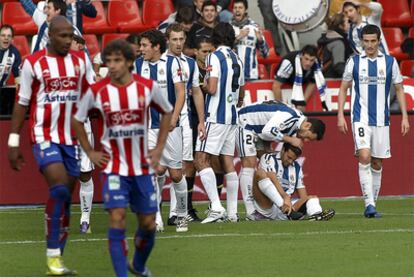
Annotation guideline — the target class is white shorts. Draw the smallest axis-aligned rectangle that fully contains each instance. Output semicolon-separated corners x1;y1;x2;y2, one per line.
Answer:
180;114;193;161
236;126;259;158
149;127;183;169
352;122;391;158
252;199;300;221
79;120;94;173
195;122;236;156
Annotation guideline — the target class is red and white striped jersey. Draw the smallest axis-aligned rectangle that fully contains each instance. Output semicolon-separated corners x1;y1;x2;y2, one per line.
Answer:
17;49;95;145
74;74;173;176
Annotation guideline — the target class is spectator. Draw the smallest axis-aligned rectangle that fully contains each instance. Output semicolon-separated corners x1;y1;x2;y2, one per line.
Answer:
158;5;195;34
317;13;352;78
0;25;21;115
184;1;218;57
65;0;97;34
231;0;269;81
272;45;328;111
175;0;233;22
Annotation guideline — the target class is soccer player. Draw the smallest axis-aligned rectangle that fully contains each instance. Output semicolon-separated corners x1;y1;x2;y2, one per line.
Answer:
163;23;207;224
8;16;92;275
271;45;328;111
73;39;172;277
237;100;325;217
194;22;245;223
251;143;335;221
342;1;388;55
337;24;410;218
135;29;189;232
231;0;269;81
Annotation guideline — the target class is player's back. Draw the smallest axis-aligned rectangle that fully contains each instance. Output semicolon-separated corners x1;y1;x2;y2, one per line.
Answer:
205;46;244;125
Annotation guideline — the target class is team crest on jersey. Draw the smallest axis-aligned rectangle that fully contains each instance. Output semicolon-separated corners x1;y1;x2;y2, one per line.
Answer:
42;69;51;77
379;69;384;76
289;174;295;184
158;69;164;75
138;95;145;106
177;69;183;76
227;94;234;103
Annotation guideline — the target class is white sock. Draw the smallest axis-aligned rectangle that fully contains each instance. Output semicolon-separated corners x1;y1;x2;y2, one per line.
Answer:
169;184;177;218
239;167;255;215
79;178;94;223
46;248;61;257
359;163;375;207
156;174;166;207
371;167;382;203
257;178;283;207
199;167;223;211
173;177;188;217
225;172;239;217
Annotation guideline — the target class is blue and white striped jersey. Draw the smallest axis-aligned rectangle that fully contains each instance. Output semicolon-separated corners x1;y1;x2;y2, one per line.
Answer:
179;53;200;126
259;152;305;195
205;46;244;125
238;101;306;142
232;19;269;80
0;45;21;87
157;12;177;33
134;52;185;128
342;51;402;126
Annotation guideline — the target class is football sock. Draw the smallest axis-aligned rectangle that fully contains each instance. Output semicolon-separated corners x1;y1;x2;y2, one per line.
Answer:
257;178;283;207
216;173;224;195
371;167;382;203
133;228;155;273
225;172;239;217
108;228;128;277
79;178;94;224
169;184;177;218
358;163;375;207
45;185;70;255
173;177;188;217
199;168;223;211
59;199;71;255
239;167;255;215
186;176;195;210
156;174;166;207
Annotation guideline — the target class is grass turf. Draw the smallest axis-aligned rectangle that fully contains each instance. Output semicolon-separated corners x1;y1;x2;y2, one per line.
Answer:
0;198;413;277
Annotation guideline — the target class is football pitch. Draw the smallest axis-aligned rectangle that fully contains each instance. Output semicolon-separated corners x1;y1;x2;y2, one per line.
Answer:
0;198;413;277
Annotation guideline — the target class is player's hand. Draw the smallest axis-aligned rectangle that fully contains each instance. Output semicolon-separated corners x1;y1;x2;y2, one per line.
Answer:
289;136;304;149
88;150;110;168
8;147;25;171
337;115;348;134
401;117;410;136
169;117;179;131
197;122;206;141
281;195;292;215
148;148;162;170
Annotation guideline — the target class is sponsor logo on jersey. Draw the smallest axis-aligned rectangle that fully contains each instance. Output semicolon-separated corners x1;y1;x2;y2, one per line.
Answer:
44;76;79;93
107;109;144;126
44;93;78;103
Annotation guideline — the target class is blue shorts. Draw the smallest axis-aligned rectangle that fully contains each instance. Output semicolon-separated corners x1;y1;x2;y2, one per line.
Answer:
32;142;80;177
102;174;157;214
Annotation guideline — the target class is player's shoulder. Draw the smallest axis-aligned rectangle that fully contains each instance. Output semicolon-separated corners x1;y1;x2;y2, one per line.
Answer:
133;73;154;90
25;49;47;66
9;45;21;56
69;50;87;62
89;77;111;96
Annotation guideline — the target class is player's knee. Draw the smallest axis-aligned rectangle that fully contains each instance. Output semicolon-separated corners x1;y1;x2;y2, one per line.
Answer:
241;156;256;168
139;215;156;232
358;152;371;164
109;209;126;229
170;173;183;183
306;197;322;216
371;159;382;171
50;185;71;201
255;169;267;180
194;152;208;171
79;171;92;183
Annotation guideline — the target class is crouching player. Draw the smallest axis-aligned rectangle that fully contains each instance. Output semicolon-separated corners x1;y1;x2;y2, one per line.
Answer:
72;40;173;277
251;143;335;221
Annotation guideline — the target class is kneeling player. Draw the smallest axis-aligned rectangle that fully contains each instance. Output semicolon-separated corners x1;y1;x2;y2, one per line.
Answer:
251;143;335;221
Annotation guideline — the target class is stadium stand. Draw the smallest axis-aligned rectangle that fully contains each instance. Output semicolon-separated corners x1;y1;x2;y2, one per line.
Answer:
258;64;269;79
378;0;412;27
82;1;117;34
409;27;414;38
400;60;414;77
107;0;152;33
12;35;30;59
2;2;38;35
383;27;410;61
83;34;100;59
257;29;282;65
142;0;175;28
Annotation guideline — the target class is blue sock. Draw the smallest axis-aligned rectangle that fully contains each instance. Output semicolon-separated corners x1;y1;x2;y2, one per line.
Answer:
108;228;128;277
45;185;70;250
132;228;155;273
60;199;71;254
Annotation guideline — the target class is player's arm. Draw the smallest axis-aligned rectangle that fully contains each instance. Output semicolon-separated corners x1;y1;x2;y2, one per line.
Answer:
272;80;283;102
337;57;354;134
395;83;410;136
293;187;309;212
266;171;292;214
78;0;97;18
272;59;293;101
192;86;206;140
259;115;304;148
237;85;245;107
203;53;219;95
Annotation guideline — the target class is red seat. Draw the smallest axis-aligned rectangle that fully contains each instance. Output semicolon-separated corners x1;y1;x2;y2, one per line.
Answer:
83;1;117;34
258;64;269;79
378;0;412;27
409;28;414;38
142;0;175;27
83;34;100;59
2;3;38;35
257;30;282;65
108;0;152;33
12;35;30;59
0;0;18;3
411;0;414;24
102;33;129;51
382;27;409;61
400;60;414;77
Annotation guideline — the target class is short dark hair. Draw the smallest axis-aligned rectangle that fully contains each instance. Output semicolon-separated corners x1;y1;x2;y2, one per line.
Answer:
165;23;185;39
342;1;359;11
102;39;136;72
326;13;346;31
126;33;141;45
301;44;318;57
49;0;67;16
307;118;325;140
361;24;381;40
212;22;235;47
0;24;14;37
234;0;248;9
195;37;214;49
283;143;303;157
176;5;195;24
202;0;217;12
140;29;167;54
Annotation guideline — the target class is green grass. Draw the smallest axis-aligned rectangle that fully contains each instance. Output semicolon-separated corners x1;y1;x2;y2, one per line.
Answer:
0;198;413;277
